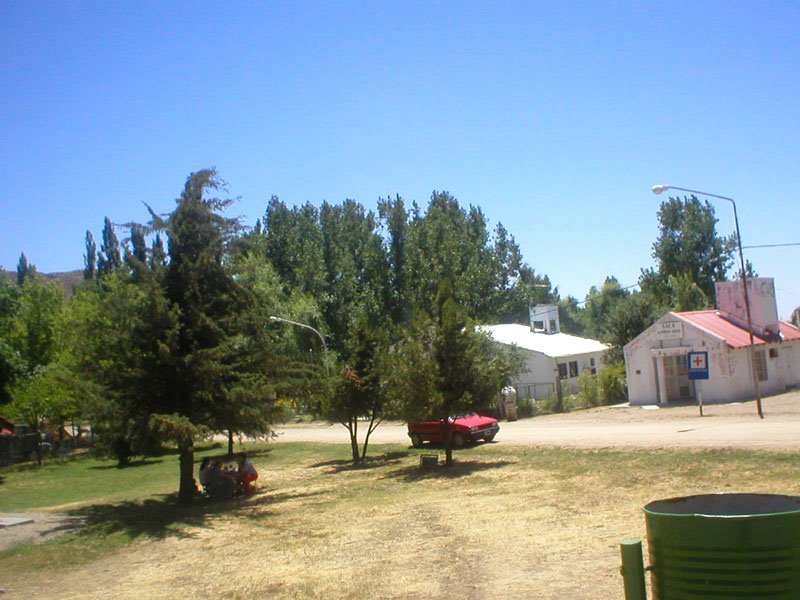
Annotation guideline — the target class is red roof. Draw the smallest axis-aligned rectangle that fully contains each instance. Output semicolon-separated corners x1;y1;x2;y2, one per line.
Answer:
676;310;800;349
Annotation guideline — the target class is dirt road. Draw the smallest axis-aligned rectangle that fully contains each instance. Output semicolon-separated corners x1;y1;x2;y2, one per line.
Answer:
274;390;800;451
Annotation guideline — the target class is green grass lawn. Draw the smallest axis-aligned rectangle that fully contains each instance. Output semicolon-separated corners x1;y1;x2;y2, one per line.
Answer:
2;442;800;599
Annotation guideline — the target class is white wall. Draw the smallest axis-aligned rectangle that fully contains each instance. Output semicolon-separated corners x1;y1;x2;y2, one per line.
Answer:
512;349;608;400
625;315;800;405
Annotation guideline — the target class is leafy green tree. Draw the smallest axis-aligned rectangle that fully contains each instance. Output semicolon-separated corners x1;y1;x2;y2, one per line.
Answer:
557;295;585;336
405;193;497;321
66;170;288;499
665;273;709;312
319;200;389;350
650;195;735;301
382;283;517;465
125;224;150;281
259;197;326;298
224;253;323;452
605;290;662;362
10;277;64;375
582;277;631;340
83;231;97;281
149;233;168;273
0;277;22;404
323;316;385;464
377;195;410;325
6;363;81;464
97;217;122;277
16;253;35;286
62;271;179;466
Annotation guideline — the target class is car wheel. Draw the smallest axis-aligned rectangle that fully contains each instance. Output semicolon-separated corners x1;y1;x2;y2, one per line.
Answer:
410;433;424;448
483;433;496;442
451;432;466;448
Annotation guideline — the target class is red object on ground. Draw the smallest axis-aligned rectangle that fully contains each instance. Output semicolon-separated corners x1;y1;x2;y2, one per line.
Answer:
407;413;499;448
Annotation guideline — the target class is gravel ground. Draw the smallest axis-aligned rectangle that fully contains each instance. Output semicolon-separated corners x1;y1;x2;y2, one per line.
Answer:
274;390;800;450
0;512;85;552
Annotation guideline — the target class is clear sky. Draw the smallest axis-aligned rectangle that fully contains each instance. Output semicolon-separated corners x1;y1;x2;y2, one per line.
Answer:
2;1;798;318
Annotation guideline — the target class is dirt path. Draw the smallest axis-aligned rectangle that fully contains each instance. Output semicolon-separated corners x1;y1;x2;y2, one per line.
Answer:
0;512;84;552
274;390;800;451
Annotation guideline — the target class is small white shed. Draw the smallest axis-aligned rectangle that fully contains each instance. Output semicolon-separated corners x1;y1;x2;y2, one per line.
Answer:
624;310;800;405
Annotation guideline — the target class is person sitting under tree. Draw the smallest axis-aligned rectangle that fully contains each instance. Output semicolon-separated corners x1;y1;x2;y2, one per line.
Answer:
235;452;258;495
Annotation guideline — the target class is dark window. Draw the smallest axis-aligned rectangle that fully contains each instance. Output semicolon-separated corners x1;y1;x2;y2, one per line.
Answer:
769;348;779;358
754;350;768;382
569;361;578;378
558;363;567;379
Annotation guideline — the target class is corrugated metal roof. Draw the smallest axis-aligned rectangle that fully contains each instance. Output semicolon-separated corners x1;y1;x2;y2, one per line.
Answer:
480;324;609;358
676;310;800;349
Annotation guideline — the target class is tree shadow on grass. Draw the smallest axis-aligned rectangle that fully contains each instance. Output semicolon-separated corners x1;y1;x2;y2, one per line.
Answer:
89;447;274;471
90;458;166;470
383;459;515;482
64;476;314;543
309;451;410;474
66;494;210;542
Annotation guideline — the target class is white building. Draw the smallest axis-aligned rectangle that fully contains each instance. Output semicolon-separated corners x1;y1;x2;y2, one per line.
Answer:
624;278;800;405
482;305;610;401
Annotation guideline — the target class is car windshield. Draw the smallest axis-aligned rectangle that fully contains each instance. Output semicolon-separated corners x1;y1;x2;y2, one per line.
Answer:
449;412;478;421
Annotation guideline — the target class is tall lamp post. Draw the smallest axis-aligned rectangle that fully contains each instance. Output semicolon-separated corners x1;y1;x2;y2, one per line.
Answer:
651;185;763;418
269;316;329;372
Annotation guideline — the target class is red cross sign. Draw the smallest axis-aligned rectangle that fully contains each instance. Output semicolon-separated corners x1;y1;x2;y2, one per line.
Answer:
687;351;709;380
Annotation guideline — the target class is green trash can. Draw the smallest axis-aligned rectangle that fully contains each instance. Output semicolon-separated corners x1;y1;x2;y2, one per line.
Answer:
644;493;800;599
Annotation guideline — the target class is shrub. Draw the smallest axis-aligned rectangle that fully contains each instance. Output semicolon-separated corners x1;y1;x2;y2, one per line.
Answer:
575;371;601;408
516;397;536;418
598;361;628;405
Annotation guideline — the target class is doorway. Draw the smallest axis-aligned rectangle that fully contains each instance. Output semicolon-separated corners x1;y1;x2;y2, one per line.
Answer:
663;354;692;402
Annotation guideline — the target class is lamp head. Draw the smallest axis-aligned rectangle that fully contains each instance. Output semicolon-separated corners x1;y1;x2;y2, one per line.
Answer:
651;185;670;195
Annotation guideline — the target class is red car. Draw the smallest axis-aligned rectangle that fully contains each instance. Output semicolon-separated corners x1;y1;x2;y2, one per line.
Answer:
407;413;500;448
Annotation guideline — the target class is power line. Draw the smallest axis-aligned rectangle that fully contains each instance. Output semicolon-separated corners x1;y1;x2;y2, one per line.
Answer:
743;242;800;249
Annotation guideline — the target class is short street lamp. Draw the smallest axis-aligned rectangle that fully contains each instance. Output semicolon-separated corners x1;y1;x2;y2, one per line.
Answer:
651;185;763;418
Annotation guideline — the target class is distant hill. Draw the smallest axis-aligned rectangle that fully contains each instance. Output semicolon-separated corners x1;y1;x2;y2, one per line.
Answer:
1;269;84;297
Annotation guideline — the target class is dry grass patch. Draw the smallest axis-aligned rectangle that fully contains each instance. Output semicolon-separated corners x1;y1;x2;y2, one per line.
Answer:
3;443;800;599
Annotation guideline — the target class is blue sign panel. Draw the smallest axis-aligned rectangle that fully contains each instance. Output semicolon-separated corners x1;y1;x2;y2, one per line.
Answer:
687;351;709;380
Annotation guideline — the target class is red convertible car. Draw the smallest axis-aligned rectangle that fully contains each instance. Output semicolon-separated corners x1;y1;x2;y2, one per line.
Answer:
407;413;499;448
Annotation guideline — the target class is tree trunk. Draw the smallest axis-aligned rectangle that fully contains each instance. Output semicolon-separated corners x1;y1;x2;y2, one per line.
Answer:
442;419;453;465
348;419;360;464
227;429;234;456
178;446;196;504
361;412;380;461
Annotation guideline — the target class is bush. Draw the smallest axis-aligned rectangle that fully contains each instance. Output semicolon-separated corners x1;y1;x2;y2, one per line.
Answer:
574;371;601;408
516;397;536;418
598;361;627;405
571;362;628;408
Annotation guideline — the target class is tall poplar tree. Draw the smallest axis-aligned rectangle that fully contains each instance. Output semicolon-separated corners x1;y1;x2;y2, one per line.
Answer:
97;217;122;277
83;231;97;281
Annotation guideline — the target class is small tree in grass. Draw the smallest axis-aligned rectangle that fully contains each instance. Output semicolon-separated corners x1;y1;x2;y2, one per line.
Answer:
383;282;517;465
324;316;384;464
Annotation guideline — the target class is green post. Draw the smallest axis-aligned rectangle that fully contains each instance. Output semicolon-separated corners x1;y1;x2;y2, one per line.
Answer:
620;538;647;600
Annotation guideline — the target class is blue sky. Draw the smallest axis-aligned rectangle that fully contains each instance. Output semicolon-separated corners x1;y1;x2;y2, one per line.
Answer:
2;1;798;317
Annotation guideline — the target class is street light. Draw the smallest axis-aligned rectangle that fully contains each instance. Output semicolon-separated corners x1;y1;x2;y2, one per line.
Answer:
651;185;763;418
269;316;327;353
269;317;331;374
